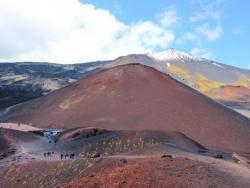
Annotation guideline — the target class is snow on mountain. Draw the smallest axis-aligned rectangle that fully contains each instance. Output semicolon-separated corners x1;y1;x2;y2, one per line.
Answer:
148;48;228;70
147;48;201;62
211;62;225;69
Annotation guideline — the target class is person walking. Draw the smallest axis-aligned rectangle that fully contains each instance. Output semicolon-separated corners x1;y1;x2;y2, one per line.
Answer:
70;153;75;159
60;154;64;160
65;153;68;160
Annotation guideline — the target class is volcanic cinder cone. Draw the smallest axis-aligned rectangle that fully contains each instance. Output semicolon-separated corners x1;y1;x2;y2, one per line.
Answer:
4;64;250;153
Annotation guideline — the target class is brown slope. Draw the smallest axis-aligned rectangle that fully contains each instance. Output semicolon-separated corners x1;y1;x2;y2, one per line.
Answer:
4;64;250;153
59;157;250;188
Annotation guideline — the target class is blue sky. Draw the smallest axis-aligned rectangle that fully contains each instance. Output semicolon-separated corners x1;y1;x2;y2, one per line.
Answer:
80;0;250;68
0;0;249;68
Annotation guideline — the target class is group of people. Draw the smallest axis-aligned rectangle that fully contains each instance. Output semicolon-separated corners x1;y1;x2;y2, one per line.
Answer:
43;151;55;158
43;151;75;160
60;153;75;160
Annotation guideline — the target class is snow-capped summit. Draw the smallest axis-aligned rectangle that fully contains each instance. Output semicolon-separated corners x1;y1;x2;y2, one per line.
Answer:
147;48;201;62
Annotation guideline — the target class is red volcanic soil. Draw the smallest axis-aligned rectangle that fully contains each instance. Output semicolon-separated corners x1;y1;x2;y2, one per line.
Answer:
59;157;249;188
211;85;250;102
1;155;250;188
4;64;250;153
2;156;249;188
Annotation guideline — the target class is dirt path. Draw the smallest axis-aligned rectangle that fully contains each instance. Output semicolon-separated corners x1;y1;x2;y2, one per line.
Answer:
0;123;42;132
1;126;249;186
1;138;249;188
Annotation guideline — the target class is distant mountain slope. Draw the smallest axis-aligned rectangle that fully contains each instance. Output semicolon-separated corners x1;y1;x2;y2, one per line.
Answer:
148;49;250;117
1;49;250;117
0;61;109;108
106;50;250;117
2;64;249;153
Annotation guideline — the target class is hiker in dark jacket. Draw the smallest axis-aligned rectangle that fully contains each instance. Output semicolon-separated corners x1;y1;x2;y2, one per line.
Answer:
44;152;47;158
60;154;64;160
70;153;75;159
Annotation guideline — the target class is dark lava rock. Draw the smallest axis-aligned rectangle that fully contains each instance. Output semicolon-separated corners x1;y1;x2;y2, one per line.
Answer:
213;154;223;159
87;152;101;158
161;154;173;159
120;158;128;164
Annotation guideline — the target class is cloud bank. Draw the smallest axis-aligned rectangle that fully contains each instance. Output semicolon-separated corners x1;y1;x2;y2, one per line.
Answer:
0;0;224;63
0;0;177;63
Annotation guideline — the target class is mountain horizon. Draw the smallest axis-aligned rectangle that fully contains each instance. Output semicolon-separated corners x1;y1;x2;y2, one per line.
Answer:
1;48;249;70
1;50;250;118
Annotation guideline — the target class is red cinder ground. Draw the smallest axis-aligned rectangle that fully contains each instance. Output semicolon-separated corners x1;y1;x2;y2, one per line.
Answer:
58;157;250;188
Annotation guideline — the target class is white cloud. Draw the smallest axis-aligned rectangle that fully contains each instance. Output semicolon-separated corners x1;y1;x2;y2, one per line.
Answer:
184;0;223;44
103;21;175;58
177;23;223;47
0;0;175;63
196;23;223;41
189;11;220;23
190;47;213;59
158;5;179;27
189;1;222;23
189;0;223;23
176;32;199;45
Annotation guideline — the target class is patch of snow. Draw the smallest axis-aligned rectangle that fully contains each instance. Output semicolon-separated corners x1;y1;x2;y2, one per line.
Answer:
212;62;225;69
147;48;201;62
